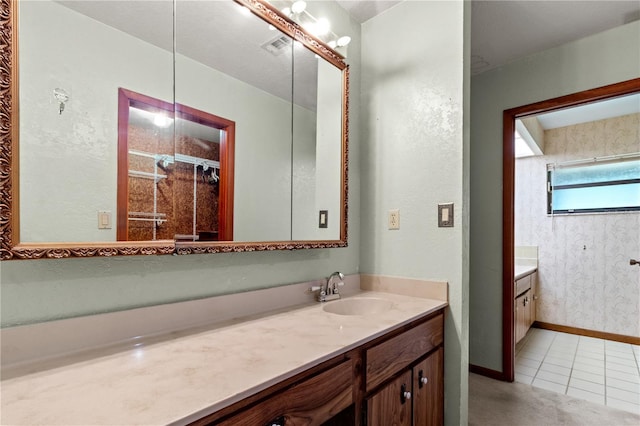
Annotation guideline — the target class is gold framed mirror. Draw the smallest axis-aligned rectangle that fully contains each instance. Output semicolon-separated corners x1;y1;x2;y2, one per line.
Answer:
0;0;349;260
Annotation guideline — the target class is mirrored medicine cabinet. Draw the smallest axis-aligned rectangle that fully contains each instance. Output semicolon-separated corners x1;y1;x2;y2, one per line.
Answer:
0;0;349;260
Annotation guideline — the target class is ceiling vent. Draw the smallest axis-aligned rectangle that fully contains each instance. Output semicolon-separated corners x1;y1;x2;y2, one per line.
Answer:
261;35;292;55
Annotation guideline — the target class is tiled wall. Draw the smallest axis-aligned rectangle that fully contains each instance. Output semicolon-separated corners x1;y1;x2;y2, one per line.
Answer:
515;113;640;337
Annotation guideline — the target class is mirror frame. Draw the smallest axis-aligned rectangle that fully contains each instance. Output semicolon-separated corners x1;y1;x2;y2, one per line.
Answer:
0;0;349;260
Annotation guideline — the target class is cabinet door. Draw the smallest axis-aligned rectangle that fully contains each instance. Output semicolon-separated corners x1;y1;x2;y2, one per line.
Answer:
413;348;443;426
515;293;526;343
367;370;412;426
524;289;532;330
366;314;443;392
530;272;537;325
218;360;352;426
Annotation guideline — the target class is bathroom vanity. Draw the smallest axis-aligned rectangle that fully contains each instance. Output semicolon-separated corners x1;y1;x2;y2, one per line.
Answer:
204;310;444;425
1;286;447;425
514;267;537;343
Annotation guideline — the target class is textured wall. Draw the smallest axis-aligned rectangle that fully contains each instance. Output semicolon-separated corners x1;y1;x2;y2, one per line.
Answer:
515;113;640;337
361;2;469;424
470;21;640;372
19;0;173;242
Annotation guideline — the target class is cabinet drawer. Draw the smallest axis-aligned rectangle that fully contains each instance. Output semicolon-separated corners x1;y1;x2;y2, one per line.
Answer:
515;273;531;297
217;359;353;426
366;314;443;392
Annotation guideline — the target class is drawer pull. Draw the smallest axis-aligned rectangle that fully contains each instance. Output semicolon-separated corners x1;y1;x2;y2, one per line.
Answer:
419;370;428;388
401;384;411;403
266;415;285;426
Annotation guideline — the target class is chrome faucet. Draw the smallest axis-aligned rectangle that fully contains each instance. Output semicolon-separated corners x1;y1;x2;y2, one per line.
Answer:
311;271;345;302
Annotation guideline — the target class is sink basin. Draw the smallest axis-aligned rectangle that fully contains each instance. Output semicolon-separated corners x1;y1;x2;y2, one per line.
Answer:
322;297;393;316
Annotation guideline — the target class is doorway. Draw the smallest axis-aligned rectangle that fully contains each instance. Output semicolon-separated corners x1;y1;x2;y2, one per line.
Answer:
501;78;640;381
117;88;235;242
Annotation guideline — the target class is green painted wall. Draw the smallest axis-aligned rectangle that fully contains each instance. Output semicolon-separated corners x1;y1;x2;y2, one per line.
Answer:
469;21;640;372
360;2;470;424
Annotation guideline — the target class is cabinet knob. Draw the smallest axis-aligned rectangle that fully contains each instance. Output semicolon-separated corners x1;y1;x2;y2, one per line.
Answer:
418;370;428;388
400;384;411;403
266;415;285;426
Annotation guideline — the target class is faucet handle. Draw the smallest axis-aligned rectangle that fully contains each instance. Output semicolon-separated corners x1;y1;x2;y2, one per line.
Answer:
310;285;322;292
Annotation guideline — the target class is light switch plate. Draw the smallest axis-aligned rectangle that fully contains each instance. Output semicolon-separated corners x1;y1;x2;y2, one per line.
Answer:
438;203;454;227
318;210;328;228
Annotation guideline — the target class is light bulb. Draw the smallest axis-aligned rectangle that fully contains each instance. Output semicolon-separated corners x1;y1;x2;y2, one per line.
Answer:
336;36;351;47
281;7;291;16
327;40;337;49
291;0;306;14
316;18;330;36
303;22;318;36
153;114;172;128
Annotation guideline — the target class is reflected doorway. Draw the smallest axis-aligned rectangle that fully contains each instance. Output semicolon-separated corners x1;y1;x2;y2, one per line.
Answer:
117;88;234;242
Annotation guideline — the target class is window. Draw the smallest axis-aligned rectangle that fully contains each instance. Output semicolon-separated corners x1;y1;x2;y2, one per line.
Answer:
547;154;640;214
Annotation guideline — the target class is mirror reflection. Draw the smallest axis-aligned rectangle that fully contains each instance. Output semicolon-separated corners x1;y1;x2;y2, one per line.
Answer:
117;89;235;242
17;0;346;250
19;0;175;243
175;0;294;242
292;39;343;240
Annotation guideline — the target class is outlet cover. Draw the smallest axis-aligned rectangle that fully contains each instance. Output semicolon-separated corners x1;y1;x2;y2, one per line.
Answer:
98;210;112;229
388;209;400;230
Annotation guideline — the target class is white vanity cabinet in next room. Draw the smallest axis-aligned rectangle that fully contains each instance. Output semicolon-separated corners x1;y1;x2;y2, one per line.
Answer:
515;270;538;344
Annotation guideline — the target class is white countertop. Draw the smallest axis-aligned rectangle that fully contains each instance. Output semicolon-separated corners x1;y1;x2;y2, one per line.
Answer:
515;264;537;280
1;291;447;425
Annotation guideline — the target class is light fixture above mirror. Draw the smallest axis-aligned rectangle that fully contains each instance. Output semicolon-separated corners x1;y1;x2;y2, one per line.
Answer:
269;0;352;51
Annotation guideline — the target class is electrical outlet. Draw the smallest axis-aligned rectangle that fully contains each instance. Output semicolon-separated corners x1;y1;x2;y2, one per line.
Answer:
97;210;112;229
388;209;400;230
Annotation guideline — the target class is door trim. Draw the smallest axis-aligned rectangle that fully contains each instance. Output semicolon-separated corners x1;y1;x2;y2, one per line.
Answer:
501;78;640;382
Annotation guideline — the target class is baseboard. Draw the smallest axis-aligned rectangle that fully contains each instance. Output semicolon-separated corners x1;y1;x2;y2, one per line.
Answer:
533;321;640;345
469;364;508;381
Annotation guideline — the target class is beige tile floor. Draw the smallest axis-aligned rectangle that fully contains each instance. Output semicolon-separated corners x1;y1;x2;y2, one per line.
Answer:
515;328;640;415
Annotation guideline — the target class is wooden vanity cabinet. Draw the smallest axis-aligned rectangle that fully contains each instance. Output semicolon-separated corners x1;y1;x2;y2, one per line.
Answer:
190;309;445;426
515;271;538;343
366;314;444;426
530;271;537;326
413;347;444;425
515;290;530;344
367;347;444;426
367;370;412;425
210;359;353;426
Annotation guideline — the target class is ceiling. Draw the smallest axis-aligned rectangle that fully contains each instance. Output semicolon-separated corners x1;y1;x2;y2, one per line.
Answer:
55;0;319;110
470;0;640;75
334;0;640;75
336;0;639;152
535;93;640;130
